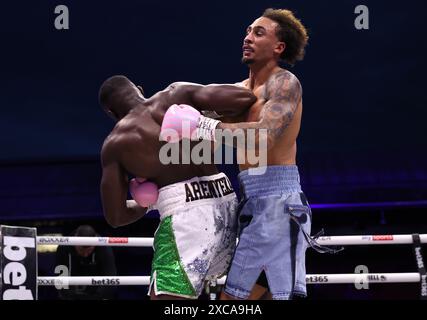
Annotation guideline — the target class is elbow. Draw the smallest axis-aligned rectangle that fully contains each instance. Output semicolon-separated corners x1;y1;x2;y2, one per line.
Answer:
248;93;257;105
237;93;257;113
228;95;256;117
104;212;121;228
241;90;257;107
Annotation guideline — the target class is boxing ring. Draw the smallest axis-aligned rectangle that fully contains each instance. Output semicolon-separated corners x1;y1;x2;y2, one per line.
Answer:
1;225;426;299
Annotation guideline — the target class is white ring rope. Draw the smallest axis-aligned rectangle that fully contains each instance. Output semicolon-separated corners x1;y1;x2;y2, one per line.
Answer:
37;233;427;247
38;236;153;247
36;233;426;287
37;273;422;286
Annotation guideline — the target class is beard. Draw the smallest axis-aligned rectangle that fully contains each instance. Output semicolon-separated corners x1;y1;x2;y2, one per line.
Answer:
241;56;254;64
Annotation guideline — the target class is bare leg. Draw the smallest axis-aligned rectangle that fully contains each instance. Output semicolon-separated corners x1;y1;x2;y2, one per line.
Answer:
247;284;272;300
220;284;271;300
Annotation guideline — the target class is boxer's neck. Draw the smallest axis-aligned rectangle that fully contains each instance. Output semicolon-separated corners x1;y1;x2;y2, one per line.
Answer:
248;61;280;90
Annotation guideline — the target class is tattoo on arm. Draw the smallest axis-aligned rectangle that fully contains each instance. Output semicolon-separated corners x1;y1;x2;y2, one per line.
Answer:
217;71;302;149
260;71;302;143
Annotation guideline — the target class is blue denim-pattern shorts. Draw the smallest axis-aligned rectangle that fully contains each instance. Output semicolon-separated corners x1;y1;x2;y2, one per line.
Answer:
224;165;311;300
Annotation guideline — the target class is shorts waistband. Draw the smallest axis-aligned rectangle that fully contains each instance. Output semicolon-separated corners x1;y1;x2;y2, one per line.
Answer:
238;165;302;197
156;172;235;219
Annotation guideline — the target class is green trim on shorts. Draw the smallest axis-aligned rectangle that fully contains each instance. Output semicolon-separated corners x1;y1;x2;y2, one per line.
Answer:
151;216;196;297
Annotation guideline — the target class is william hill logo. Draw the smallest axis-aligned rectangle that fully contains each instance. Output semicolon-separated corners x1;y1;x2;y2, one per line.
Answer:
367;274;387;282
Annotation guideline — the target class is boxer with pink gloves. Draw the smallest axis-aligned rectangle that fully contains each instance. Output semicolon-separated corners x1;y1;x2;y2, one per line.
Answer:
98;75;255;300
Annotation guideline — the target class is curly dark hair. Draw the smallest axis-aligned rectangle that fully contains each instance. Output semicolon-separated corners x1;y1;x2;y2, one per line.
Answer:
262;8;308;65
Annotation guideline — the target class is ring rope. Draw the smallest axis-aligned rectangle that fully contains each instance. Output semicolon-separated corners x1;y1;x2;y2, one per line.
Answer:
36;233;426;288
37;273;422;286
36;233;427;247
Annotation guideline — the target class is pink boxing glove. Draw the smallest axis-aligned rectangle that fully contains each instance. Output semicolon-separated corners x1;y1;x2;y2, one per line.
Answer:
160;104;220;143
129;178;159;207
160;104;200;143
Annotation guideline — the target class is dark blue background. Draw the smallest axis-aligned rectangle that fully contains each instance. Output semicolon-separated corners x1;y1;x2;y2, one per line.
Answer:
1;0;426;160
2;0;427;301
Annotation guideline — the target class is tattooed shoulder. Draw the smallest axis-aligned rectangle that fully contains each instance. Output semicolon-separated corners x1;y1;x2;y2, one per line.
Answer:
259;70;303;141
263;69;302;104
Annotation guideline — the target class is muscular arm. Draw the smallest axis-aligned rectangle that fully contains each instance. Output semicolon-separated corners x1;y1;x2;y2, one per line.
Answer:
177;82;256;117
100;143;147;227
217;71;302;149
